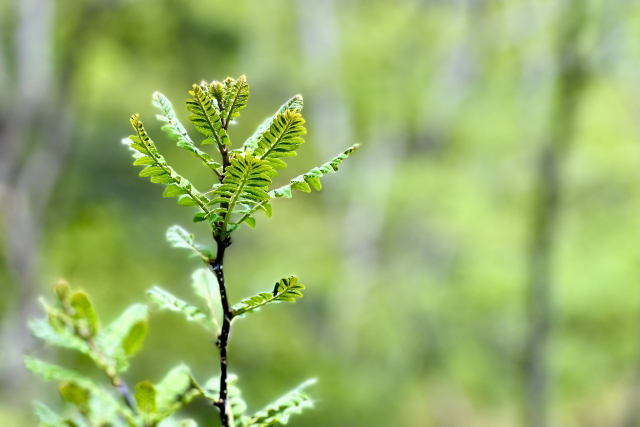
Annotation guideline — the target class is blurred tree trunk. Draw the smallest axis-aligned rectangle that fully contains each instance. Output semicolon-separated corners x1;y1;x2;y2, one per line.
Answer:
0;0;58;399
524;1;587;426
0;0;117;404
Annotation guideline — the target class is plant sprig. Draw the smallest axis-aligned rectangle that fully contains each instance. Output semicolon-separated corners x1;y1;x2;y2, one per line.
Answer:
25;75;358;427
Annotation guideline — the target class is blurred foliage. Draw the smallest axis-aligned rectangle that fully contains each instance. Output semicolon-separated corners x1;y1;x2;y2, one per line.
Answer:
1;0;640;426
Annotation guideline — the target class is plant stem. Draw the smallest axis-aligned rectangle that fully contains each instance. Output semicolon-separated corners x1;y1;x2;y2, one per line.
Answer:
211;235;232;427
111;377;137;414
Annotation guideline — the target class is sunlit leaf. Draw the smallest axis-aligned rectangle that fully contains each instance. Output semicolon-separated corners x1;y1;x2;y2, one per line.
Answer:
231;276;304;318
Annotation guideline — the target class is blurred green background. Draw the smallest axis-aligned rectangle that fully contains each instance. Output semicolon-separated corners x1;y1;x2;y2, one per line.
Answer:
1;0;639;425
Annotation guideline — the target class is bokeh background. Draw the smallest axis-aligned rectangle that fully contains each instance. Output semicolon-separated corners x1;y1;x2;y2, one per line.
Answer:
1;0;640;425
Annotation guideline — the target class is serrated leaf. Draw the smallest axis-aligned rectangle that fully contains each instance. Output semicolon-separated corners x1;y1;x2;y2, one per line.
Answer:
231;276;304;318
147;286;209;325
166;225;213;262
270;144;359;200
69;291;99;337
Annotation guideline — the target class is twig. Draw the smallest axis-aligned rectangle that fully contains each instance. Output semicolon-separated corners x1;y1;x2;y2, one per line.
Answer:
210;235;232;427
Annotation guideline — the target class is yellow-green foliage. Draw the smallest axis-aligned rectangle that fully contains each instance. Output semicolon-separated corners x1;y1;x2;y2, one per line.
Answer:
25;76;356;427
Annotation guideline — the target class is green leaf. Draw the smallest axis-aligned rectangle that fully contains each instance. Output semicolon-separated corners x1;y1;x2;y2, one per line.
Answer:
244;216;257;228
121;320;148;357
59;382;91;415
25;358;137;424
247;379;316;427
125;114;211;215
244;95;303;153
155;365;200;418
163;184;187;198
33;401;67;427
166;225;213;262
28;318;94;359
211;151;274;236
270;144;359;199
191;269;221;324
231;276;304;318
186;84;230;150
25;357;86;384
147;286;210;325
220;75;250;126
154;91;222;173
135;380;157;415
253;110;306;171
94;304;149;373
69;291;99;337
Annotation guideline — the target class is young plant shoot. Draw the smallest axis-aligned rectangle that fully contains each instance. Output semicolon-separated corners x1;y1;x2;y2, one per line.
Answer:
25;75;358;426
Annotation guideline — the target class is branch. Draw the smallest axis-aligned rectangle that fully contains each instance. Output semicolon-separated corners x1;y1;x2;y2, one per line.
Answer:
210;235;233;427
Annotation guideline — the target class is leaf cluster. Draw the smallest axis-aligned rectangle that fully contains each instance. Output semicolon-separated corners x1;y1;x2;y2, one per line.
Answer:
124;75;357;234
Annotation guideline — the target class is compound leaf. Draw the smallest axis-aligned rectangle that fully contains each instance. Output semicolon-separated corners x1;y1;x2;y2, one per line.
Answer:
270;144;359;199
231;276;304;318
244;95;303;153
28;318;94;359
154;91;222;173
210;151;274;235
187;84;230;150
147;286;210;326
246;379;316;427
25;358;135;424
220;75;249;126
125;115;211;219
155;365;200;419
253;110;306;171
166;225;213;262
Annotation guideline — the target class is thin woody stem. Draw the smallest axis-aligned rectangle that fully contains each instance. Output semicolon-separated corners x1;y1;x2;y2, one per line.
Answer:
211;234;232;427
